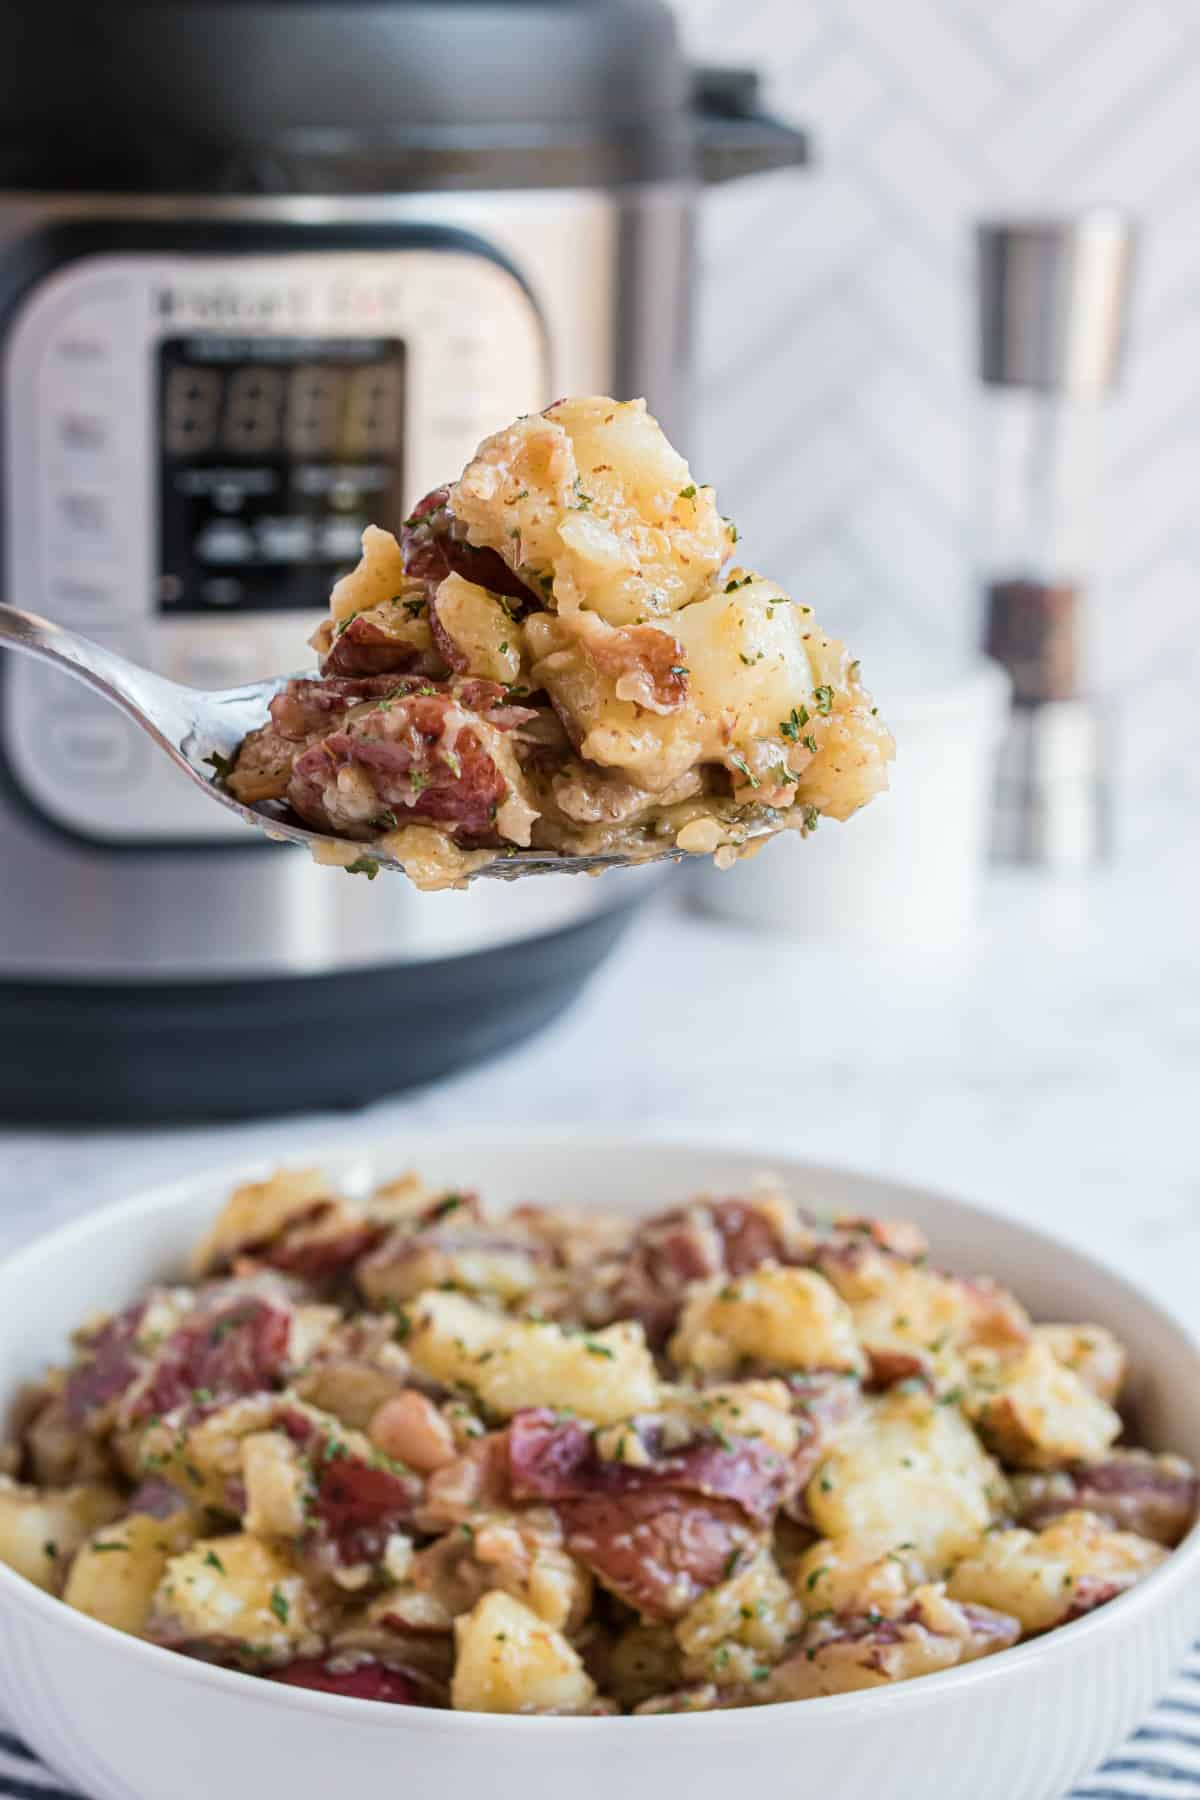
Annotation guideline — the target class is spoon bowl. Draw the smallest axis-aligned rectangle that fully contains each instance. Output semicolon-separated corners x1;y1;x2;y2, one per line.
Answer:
0;605;766;882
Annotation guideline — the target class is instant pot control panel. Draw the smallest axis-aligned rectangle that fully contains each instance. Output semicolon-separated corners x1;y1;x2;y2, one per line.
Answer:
1;238;548;845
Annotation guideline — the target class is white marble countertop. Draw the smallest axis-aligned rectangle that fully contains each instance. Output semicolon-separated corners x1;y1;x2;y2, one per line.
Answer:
2;860;1197;1326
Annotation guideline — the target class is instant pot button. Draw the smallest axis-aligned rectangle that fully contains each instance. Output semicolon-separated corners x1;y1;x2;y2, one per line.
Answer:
52;333;111;369
51;488;122;562
56;411;109;454
44;708;144;787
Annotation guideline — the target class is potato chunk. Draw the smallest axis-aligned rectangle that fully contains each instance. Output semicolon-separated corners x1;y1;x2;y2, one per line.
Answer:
818;1244;1029;1389
965;1339;1121;1469
432;574;523;685
767;1584;1019;1701
948;1510;1167;1633
1035;1324;1127;1404
451;1590;597;1714
407;1291;658;1424
792;1537;914;1618
327;524;410;625
64;1508;196;1636
674;1551;801;1686
669;1265;864;1379
526;580;893;824
0;1478;124;1592
450;398;734;627
806;1388;1008;1572
241;1432;310;1538
190;1167;335;1276
150;1534;320;1658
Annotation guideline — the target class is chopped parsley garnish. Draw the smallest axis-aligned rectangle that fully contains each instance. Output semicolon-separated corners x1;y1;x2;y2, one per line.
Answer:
402;597;427;619
779;705;809;741
678;485;697;500
723;1549;742;1580
724;575;753;594
203;750;236;784
583;1341;615;1359
388;1301;412;1341
431;1193;465;1220
91;1540;127;1554
269;1587;290;1624
802;806;820;832
43;1541;57;1560
204;1550;226;1574
813;684;834;715
801;733;819;755
345;857;381;880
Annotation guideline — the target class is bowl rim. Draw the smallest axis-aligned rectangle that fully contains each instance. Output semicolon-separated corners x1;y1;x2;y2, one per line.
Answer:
1;1127;1198;1740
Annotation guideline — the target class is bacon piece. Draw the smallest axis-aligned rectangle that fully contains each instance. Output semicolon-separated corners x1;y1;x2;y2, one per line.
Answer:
1013;1452;1197;1547
402;487;537;608
278;1410;421;1565
264;1225;384;1283
315;1458;420;1538
129;1300;291;1423
271;1658;429;1706
269;676;421;739
508;1410;789;1526
64;1302;147;1426
287;681;536;842
559;1489;753;1620
570;614;689;716
320;612;445;679
866;1348;929;1388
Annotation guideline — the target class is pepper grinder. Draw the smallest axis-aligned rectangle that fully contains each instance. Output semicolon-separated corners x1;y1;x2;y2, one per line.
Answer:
975;213;1136;867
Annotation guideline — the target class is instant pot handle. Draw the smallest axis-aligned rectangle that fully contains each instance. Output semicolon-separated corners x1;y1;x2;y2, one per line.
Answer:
692;67;810;185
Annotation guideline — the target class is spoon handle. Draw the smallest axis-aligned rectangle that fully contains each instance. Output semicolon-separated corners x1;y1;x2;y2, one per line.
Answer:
0;603;181;735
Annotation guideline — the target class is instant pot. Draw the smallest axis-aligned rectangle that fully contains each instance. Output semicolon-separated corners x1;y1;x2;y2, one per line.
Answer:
0;0;806;1122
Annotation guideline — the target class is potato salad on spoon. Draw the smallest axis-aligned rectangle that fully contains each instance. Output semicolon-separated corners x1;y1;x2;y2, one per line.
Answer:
229;397;894;890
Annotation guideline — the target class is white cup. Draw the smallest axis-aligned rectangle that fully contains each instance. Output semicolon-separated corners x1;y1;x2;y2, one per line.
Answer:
690;655;1012;946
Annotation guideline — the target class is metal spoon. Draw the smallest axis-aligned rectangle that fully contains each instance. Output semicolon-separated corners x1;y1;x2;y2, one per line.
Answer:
0;605;775;882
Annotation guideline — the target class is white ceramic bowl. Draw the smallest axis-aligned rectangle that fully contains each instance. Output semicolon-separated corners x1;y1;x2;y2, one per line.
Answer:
1;1135;1198;1800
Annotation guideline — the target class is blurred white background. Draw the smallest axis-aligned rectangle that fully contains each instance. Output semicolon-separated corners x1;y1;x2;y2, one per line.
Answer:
676;0;1200;866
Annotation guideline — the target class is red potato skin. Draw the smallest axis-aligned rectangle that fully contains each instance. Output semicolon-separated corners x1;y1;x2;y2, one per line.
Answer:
508;1410;783;1620
64;1303;148;1426
559;1488;756;1620
271;1659;428;1705
402;487;538;608
129;1300;293;1423
286;681;536;843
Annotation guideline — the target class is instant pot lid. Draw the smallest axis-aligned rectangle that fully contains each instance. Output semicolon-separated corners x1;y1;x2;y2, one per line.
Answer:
0;0;804;194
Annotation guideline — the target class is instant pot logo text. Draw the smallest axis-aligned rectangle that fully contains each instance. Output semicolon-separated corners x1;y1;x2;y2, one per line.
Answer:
155;281;407;325
156;285;313;325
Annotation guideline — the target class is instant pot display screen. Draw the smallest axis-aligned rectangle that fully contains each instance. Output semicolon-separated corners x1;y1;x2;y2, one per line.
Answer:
157;336;406;613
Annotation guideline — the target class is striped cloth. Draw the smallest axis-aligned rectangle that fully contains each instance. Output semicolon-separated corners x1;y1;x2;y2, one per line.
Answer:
2;1651;1200;1799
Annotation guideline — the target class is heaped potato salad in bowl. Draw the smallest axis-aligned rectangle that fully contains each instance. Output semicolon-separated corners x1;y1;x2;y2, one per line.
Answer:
1;1168;1193;1718
225;397;895;889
